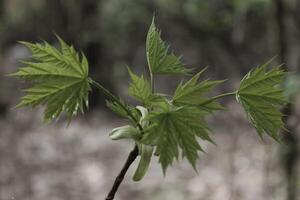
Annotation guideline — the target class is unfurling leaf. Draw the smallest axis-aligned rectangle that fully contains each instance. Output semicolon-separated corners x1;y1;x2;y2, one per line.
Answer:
136;106;149;127
146;17;188;75
236;61;287;141
109;106;149;142
9;36;91;122
133;143;153;181
109;125;141;141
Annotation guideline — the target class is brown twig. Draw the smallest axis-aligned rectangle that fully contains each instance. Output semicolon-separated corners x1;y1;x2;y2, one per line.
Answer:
91;80;142;199
105;145;139;200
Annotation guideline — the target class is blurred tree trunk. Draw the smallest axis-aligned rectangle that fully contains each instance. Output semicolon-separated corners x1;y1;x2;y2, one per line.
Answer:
0;0;3;17
274;0;298;200
78;0;109;107
0;0;6;116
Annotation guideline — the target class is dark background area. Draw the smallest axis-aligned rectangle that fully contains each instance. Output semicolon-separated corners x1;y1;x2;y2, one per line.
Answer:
0;0;299;200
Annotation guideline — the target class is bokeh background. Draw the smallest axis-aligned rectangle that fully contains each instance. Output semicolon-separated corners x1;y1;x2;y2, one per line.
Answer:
0;0;300;200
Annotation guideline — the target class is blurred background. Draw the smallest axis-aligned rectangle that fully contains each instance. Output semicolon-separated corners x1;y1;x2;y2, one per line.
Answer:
0;0;300;200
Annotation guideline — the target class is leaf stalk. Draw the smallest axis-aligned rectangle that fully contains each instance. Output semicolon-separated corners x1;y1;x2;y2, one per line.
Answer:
89;79;143;131
197;91;237;106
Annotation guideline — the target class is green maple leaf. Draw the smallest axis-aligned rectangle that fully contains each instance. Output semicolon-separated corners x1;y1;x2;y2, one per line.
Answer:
146;17;188;75
128;67;167;106
172;68;225;112
128;67;152;105
9;36;91;122
236;61;287;141
142;102;211;174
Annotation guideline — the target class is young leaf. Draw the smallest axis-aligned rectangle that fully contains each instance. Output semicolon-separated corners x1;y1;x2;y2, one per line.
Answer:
106;100;129;118
136;105;149;127
9;37;91;122
128;68;166;106
141;102;211;174
146;18;188;75
236;61;287;141
172;68;225;112
128;68;152;105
